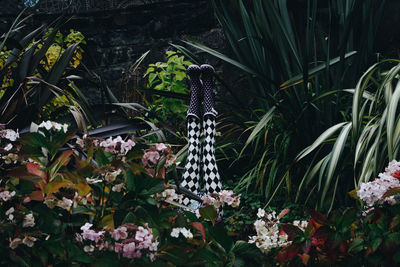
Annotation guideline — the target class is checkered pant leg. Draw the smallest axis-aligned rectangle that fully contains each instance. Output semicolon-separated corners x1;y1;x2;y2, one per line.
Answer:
180;116;202;206
202;116;222;194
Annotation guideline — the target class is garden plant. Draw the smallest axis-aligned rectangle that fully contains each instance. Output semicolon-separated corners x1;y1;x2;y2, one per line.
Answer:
1;0;400;266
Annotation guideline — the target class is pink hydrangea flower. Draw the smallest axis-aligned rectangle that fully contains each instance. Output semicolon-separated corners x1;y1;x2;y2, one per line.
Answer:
155;143;168;151
142;151;160;165
111;226;128;241
114;242;123;253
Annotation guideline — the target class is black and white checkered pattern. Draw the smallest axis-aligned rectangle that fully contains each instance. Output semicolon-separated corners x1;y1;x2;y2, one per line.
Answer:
202;116;222;194
180;117;202;206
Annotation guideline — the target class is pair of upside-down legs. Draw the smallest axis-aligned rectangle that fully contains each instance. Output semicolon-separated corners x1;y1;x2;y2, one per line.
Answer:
180;64;222;209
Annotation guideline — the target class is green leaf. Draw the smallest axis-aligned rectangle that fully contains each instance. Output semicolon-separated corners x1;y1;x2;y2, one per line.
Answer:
296;122;347;161
95;149;110;166
371;237;382;252
122;212;136;224
209;225;234;252
125;170;136;192
348;238;364;253
199;206;217;225
140;178;165;196
280;51;357;89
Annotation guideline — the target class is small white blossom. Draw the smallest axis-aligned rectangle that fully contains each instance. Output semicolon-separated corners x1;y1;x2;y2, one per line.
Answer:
104;169;121;183
257;208;265;218
56;197;73;210
22;236;37;247
1;129;19;141
86;177;103;184
4;143;12;151
0;190;15;201
6;207;14;221
170;227;193;239
9;238;22;249
112;183;125;192
23;213;35;228
80;223;93;232
84;245;95;253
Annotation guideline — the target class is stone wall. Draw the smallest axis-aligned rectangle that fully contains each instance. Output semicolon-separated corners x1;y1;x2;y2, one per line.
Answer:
1;0;226;105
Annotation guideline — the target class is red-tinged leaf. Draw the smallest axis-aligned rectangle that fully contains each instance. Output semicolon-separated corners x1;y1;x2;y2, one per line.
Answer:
48;150;73;179
278;209;290;219
190;222;206;240
310;219;322;229
29;190;44;201
45;180;70;195
392;170;400;178
7;165;44;182
309;210;328;225
389;215;400;230
58;150;73;166
339;241;349;255
383;187;400;198
304;220;316;237
348;189;359;199
298;253;310;265
26;162;47;179
281;223;303;241
312;226;330;246
277;244;299;263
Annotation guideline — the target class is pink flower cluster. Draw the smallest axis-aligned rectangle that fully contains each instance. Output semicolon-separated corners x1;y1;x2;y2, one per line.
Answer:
99;136;135;154
142;143;176;167
357;160;400;207
77;135;136;155
202;190;240;209
76;223;158;261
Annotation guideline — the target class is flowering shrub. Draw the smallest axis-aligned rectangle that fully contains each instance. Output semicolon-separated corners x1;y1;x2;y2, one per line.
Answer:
0;122;255;266
244;160;400;266
357;160;400;207
248;209;290;253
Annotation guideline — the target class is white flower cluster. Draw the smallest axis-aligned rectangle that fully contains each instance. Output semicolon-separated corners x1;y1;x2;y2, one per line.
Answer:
357;160;400;207
170;227;193;239
9;236;37;249
31;121;69;133
293;220;308;230
0;190;16;201
248;209;290;253
154;188;183;202
0;129;19;141
201;190;240;208
1;128;19;164
44;197;73;210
